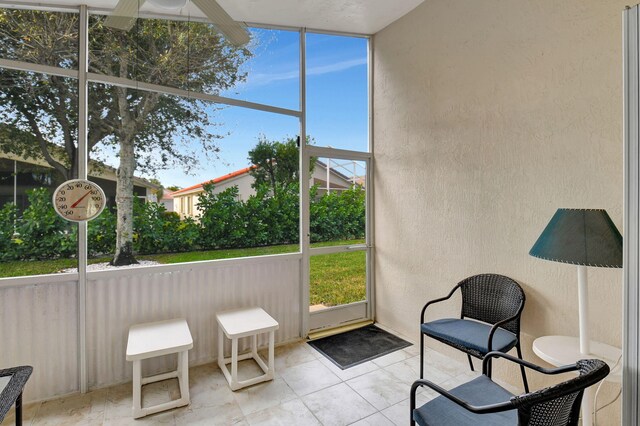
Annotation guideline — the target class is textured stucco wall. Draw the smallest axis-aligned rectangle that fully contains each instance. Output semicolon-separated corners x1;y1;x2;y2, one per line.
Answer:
373;0;625;420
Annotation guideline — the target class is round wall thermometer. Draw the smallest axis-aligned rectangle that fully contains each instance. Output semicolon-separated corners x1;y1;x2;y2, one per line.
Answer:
52;179;107;222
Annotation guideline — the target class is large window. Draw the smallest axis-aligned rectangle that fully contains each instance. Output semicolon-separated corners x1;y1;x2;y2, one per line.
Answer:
219;27;300;110
0;70;79;277
0;9;81;277
306;32;368;151
0;6;369;278
87;80;300;262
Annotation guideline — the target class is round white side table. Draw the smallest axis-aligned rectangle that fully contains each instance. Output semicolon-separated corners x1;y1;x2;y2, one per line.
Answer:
533;335;621;426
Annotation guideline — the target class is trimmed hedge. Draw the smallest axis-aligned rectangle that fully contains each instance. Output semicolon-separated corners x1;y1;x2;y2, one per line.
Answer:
2;188;75;261
0;183;365;261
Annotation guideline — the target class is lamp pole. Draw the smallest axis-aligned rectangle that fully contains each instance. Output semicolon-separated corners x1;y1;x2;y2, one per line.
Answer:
577;265;590;355
578;264;596;426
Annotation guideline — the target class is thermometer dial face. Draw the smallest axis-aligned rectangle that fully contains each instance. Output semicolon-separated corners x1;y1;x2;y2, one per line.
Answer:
52;179;106;222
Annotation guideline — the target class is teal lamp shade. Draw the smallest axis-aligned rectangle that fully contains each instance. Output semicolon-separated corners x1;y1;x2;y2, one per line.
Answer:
529;209;622;268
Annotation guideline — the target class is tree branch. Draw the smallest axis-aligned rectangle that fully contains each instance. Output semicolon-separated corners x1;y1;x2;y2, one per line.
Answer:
49;75;75;161
24;112;69;180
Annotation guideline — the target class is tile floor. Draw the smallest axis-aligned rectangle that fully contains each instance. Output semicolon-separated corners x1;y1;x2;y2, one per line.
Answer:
2;339;485;426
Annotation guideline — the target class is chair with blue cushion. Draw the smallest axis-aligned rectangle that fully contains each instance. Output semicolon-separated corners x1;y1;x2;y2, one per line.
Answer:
410;352;609;426
420;274;529;392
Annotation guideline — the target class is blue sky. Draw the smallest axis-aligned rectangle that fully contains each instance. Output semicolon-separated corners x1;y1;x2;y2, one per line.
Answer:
152;29;369;189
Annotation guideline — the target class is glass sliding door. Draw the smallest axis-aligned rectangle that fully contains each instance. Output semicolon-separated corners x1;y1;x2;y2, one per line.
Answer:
304;147;372;332
301;30;371;334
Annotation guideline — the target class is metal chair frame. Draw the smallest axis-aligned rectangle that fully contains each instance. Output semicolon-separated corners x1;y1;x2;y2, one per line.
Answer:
410;352;609;426
420;274;529;392
0;366;32;426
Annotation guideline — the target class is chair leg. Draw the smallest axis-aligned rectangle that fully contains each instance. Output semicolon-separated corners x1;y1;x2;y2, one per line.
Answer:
485;356;492;379
420;333;424;379
16;392;22;426
516;343;530;393
467;354;474;372
410;384;417;426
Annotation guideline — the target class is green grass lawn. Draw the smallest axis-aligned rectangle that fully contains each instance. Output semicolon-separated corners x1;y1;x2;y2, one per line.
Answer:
0;239;367;307
310;250;366;307
138;243;300;264
0;257;112;278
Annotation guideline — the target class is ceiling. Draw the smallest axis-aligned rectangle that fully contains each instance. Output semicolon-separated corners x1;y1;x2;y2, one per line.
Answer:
3;0;425;34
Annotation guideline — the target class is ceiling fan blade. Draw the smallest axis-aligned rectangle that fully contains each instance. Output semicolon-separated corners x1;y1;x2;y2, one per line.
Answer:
192;0;250;47
104;0;146;31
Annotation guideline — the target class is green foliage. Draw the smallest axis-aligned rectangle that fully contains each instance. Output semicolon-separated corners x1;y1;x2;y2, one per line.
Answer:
260;182;299;244
87;207;117;257
12;188;75;260
197;184;248;249
0;182;364;262
166;213;200;253
133;199;166;253
241;185;270;247
247;136;315;197
310;185;366;242
197;182;303;250
248;136;297;196
0;202;17;261
133;199;199;254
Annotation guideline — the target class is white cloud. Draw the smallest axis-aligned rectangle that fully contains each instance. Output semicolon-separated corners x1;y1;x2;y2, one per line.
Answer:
245;57;367;86
307;57;367;76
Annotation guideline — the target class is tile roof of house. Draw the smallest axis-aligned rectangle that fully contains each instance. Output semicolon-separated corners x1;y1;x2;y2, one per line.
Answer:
171;166;256;196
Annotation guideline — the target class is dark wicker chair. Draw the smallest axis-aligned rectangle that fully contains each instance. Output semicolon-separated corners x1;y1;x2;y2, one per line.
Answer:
0;366;33;426
410;352;609;426
420;274;529;392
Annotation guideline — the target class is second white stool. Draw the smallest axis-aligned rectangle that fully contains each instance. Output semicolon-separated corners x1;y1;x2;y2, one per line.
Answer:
216;307;279;391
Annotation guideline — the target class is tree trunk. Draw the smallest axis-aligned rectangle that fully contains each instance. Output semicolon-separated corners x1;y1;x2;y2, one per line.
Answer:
111;134;138;266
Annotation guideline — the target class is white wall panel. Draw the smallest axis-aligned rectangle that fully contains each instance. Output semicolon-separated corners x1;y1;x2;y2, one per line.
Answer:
0;255;301;400
85;255;301;389
374;0;625;422
0;280;79;401
624;5;640;425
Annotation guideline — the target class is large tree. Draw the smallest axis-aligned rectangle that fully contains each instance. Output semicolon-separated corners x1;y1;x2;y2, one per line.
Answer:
0;9;251;265
248;136;314;197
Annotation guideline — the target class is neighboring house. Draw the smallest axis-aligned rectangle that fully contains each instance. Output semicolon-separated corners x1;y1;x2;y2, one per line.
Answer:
172;166;257;219
312;160;362;197
0;152;161;212
159;189;175;212
173;161;358;220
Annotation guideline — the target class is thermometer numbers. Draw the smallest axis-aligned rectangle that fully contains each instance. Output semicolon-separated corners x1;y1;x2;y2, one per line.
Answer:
52;179;106;222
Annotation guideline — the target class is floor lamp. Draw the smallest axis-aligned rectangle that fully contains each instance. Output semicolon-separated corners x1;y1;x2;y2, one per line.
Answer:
529;208;622;425
529;209;622;426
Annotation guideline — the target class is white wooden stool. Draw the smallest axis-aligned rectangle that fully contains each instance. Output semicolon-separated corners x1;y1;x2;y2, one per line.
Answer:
216;307;279;391
126;318;193;419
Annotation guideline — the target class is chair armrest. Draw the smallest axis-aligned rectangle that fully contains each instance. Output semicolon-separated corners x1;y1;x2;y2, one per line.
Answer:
486;310;522;352
420;284;461;323
410;379;515;414
481;351;579;376
0;366;32;422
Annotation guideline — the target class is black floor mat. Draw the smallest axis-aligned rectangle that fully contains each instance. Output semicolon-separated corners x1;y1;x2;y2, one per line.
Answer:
308;324;412;369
